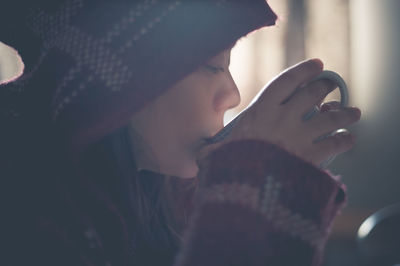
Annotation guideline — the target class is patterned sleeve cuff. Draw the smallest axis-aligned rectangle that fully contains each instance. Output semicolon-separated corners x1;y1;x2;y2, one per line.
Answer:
174;139;346;266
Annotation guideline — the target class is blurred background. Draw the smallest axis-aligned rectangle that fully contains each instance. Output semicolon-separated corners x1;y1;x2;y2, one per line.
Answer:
1;0;399;265
228;0;400;265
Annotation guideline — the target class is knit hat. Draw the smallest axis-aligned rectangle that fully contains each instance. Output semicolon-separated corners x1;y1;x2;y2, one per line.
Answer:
0;0;277;153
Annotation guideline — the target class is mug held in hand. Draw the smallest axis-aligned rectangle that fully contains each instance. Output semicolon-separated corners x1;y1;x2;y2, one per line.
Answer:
302;70;349;168
206;70;349;168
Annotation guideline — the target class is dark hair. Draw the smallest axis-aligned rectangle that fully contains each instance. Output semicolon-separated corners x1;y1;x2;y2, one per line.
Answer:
78;126;198;265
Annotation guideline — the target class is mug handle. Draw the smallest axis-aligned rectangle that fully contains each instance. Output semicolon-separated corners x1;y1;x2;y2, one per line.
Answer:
206;70;349;169
304;71;349;168
302;70;348;121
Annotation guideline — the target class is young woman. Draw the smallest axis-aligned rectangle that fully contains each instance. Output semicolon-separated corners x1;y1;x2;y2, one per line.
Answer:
1;0;360;265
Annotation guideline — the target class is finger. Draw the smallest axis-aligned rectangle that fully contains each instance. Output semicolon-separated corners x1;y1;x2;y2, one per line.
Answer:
311;131;356;163
284;79;337;116
307;107;361;138
320;101;341;112
258;58;324;106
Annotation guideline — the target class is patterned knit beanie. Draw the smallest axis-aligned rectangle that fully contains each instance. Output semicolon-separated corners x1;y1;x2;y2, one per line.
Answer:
0;0;277;154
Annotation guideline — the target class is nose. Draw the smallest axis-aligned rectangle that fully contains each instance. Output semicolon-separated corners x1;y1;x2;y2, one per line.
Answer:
213;71;241;112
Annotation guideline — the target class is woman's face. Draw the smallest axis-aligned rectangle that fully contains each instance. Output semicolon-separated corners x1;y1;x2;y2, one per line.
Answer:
130;49;240;178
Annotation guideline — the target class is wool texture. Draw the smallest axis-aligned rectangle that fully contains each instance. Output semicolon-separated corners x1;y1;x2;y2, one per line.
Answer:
1;1;347;266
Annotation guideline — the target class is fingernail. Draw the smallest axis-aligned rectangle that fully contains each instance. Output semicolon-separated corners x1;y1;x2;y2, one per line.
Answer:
349;108;361;119
311;58;324;69
346;133;357;145
337;131;355;142
320;104;331;112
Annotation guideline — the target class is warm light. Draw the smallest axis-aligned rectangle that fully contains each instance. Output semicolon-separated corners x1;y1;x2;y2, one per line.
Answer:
226;0;287;125
0;42;24;85
357;216;376;239
305;0;350;104
226;0;355;125
349;0;381;119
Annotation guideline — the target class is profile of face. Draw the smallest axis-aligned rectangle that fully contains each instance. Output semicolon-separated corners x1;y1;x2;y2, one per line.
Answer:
129;48;240;178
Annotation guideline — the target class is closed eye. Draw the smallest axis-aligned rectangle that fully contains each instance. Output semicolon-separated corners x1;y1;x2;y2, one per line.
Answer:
204;65;225;74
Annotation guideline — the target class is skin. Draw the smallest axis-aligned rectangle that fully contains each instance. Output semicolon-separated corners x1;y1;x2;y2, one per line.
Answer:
129;49;361;178
129;49;239;177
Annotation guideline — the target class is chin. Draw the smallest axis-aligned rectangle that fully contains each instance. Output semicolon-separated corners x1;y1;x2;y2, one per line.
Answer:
159;152;200;178
170;164;199;179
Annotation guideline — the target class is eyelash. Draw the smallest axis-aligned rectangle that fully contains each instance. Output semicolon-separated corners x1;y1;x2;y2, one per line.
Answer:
204;65;225;74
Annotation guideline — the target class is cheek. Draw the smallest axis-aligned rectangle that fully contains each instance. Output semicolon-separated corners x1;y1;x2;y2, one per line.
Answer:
170;92;210;128
182;92;220;133
168;76;221;132
187;95;214;122
212;90;228;112
179;85;215;117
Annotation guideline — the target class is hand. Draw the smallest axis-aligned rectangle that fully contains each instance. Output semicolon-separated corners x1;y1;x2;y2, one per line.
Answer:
216;59;361;166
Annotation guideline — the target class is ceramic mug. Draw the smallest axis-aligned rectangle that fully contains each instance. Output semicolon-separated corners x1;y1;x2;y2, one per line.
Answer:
206;70;349;168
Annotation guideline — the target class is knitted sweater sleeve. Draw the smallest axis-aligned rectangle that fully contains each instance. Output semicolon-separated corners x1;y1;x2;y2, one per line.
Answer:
173;139;346;266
